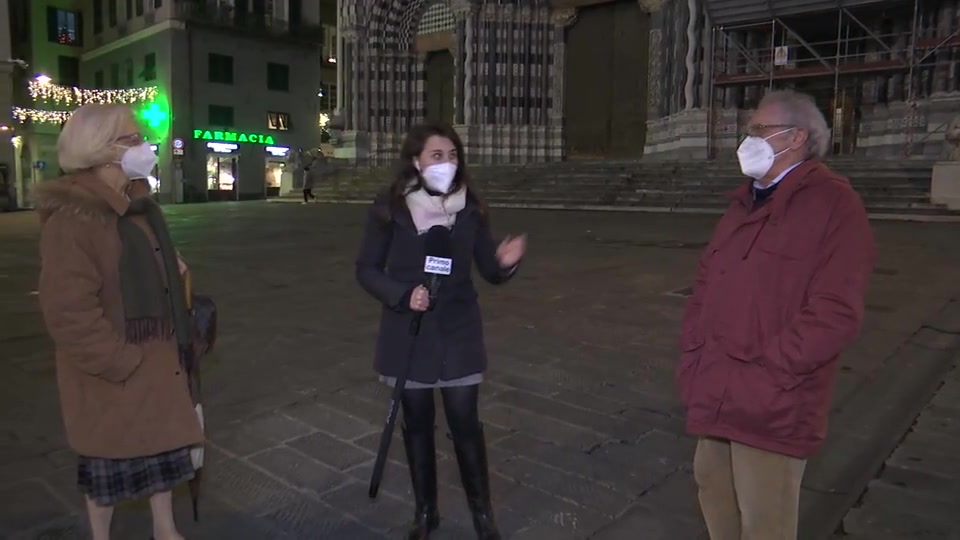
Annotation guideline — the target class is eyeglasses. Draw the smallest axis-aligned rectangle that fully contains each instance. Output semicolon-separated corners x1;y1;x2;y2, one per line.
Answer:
115;132;145;145
745;124;794;138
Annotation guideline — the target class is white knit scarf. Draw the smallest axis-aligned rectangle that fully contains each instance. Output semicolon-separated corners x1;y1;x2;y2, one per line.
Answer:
405;185;467;234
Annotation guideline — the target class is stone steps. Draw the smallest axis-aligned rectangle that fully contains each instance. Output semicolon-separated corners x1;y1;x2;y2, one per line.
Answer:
282;159;960;219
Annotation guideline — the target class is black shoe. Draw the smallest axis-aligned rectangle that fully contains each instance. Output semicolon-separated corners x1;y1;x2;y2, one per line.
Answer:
452;424;501;540
403;425;439;539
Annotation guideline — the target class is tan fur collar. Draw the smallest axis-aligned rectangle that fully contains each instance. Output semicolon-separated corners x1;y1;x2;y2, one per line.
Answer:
33;172;130;223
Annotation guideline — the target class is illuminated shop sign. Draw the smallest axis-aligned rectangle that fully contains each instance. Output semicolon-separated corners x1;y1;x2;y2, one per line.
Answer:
206;142;239;154
192;129;276;145
265;145;290;157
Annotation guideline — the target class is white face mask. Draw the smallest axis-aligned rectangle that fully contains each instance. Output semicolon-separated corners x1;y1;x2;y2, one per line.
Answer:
736;128;794;180
418;162;457;193
117;142;158;179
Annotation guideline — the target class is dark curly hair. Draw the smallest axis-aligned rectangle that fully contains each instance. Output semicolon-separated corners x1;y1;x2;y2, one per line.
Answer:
376;122;487;222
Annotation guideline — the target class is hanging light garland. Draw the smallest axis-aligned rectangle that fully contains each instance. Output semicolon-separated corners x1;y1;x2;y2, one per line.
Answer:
12;79;162;125
27;80;159;106
11;107;73;124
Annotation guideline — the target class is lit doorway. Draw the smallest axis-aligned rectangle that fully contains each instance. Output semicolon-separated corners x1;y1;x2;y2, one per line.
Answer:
206;142;239;201
265;145;291;197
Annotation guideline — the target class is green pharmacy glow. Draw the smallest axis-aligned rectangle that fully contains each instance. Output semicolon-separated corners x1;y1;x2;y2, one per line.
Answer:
193;129;276;145
139;103;168;129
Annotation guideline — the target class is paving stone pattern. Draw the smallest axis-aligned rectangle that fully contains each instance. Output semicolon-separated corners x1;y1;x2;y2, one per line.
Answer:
0;203;959;539
837;361;960;540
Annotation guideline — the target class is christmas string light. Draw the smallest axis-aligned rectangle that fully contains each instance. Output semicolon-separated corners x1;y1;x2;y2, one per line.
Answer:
11;107;72;124
28;80;158;106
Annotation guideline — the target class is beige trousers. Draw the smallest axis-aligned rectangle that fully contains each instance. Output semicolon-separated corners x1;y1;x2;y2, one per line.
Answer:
693;437;807;540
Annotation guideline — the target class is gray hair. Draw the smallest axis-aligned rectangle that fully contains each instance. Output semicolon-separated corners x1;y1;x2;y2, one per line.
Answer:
57;104;133;173
758;90;830;158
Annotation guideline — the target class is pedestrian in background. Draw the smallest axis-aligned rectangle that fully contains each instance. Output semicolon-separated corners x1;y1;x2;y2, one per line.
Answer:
302;149;321;204
34;103;201;540
676;90;875;540
356;123;526;539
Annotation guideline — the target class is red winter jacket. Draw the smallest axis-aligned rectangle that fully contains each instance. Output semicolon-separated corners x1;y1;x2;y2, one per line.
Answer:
677;160;876;459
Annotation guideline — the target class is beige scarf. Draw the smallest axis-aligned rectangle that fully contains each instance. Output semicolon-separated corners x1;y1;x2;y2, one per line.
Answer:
405;185;467;234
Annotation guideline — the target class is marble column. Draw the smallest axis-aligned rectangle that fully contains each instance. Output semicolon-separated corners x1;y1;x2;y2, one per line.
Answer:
889;19;907;102
550;8;577;126
450;0;474;125
642;1;664;120
683;0;699;109
933;1;955;94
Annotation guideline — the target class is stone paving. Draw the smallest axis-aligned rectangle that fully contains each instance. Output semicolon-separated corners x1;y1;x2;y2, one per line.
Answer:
837;360;960;540
0;202;959;539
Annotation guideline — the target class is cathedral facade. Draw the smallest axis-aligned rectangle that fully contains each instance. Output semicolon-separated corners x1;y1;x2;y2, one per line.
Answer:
332;0;657;165
333;0;960;165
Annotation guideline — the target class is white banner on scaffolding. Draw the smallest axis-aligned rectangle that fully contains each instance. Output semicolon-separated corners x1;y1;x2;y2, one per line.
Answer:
774;46;789;67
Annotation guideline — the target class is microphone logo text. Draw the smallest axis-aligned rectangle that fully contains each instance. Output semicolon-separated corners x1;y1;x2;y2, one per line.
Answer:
424;256;453;275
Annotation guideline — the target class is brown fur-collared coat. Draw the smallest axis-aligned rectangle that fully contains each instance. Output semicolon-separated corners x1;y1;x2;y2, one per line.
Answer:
35;172;202;459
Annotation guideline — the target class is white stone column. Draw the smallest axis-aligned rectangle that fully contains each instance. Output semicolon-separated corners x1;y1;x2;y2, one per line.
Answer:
549;8;577;127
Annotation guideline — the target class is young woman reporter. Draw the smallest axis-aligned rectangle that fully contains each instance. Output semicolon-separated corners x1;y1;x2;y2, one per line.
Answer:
356;123;526;540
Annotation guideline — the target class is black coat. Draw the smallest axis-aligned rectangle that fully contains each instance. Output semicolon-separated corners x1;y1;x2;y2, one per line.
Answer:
355;191;515;383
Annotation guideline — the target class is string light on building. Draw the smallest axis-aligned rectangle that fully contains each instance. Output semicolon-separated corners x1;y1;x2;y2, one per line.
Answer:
28;78;159;106
11;107;73;124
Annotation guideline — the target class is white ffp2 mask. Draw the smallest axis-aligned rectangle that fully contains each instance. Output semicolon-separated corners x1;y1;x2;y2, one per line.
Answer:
736;128;794;180
118;142;158;180
420;162;457;193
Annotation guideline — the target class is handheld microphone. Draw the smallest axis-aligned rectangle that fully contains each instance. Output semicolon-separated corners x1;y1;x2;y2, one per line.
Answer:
422;225;452;307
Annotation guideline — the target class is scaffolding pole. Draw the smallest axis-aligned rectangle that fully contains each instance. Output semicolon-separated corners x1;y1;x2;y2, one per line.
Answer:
903;0;920;158
708;25;719;159
769;19;776;89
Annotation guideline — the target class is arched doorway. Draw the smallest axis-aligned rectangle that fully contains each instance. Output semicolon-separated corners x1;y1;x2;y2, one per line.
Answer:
425;49;454;125
564;0;650;159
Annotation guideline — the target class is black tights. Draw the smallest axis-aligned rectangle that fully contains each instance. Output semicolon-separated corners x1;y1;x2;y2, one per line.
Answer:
401;384;481;439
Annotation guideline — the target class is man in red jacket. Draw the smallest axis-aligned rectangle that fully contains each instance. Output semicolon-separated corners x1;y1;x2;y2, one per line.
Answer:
677;90;876;539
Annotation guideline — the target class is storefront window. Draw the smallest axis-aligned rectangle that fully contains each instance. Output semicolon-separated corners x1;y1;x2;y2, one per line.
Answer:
205;142;239;201
207;156;236;191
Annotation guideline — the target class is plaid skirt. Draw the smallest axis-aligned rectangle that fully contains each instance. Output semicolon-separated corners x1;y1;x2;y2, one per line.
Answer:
78;446;195;506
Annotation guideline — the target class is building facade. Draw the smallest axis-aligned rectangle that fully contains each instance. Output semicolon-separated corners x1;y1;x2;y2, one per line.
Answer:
644;0;960;160
8;0;333;204
332;0;654;165
7;0;85;209
333;0;960;165
0;0;15;209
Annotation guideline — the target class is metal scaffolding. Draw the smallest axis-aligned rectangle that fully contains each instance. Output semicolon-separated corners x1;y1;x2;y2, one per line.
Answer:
706;0;960;159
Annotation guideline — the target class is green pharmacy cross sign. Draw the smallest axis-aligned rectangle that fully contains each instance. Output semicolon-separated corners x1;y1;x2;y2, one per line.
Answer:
139;103;168;129
193;129;276;145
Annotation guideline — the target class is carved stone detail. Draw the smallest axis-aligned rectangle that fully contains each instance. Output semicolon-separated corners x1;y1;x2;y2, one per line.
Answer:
449;0;477;16
637;0;665;12
551;7;577;26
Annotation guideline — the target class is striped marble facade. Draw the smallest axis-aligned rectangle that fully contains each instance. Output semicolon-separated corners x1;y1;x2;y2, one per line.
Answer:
335;0;564;165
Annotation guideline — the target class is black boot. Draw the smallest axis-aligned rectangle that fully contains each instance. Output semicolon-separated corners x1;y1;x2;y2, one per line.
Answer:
403;425;439;539
452;424;501;540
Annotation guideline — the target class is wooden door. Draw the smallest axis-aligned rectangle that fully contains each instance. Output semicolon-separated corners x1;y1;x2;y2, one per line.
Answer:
425;50;455;125
564;0;650;158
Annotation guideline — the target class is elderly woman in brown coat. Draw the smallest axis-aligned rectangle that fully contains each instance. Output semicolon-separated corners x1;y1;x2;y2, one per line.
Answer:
34;103;201;540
